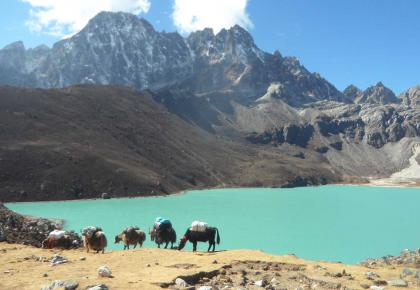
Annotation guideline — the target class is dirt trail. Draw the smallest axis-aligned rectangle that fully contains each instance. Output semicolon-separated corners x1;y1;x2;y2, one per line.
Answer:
0;243;418;290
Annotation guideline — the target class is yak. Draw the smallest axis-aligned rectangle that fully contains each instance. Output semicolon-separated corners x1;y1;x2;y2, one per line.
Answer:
83;231;107;253
115;229;146;250
150;227;176;249
178;227;220;252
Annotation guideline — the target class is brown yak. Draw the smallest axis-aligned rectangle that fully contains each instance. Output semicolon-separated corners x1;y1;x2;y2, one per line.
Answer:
115;229;146;250
42;235;74;249
83;231;107;253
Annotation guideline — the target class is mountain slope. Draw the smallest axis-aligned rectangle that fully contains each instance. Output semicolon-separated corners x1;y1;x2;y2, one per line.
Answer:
0;85;340;202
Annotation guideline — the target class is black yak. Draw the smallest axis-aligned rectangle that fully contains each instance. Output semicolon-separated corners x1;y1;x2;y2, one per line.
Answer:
178;227;220;252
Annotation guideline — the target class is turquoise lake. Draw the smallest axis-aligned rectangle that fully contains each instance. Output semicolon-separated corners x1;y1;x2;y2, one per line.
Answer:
6;185;420;264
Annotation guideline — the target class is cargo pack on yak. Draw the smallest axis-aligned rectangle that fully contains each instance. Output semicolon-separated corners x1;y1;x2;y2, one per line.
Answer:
149;217;176;249
178;221;220;252
42;230;81;249
115;226;146;250
81;226;107;253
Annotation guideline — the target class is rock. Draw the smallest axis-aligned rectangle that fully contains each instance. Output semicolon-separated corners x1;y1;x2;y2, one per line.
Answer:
369;286;384;290
86;284;108;290
97;266;112;278
50;254;68;266
374;280;387;286
43;273;48;277
175;278;188;287
365;271;379;280
414;270;420;278
400;268;413;278
360;284;370;289
40;280;64;290
198;286;213;290
63;280;79;290
387;279;408;287
314;264;327;270
79;257;86;261
101;193;110;199
270;277;278;284
254;279;267;287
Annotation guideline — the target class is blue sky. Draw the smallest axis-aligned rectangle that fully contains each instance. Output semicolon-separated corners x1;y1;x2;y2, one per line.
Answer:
0;0;419;94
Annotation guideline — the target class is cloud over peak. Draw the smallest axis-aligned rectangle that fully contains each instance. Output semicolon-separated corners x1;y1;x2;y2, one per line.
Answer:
172;0;253;34
22;0;151;37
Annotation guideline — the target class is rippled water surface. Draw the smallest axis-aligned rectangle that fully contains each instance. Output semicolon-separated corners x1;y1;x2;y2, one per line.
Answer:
7;185;420;263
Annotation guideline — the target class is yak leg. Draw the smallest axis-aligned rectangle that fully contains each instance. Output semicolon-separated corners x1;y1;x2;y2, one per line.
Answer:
133;243;137;249
193;241;197;252
157;243;161;249
212;242;216;252
207;243;212;252
102;249;105;254
164;242;169;249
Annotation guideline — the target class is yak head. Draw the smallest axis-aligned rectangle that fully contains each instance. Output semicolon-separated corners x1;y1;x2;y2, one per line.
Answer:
150;228;156;241
178;236;188;250
114;234;122;244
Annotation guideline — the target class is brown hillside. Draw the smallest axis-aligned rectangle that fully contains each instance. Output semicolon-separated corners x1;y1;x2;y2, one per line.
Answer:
0;85;339;201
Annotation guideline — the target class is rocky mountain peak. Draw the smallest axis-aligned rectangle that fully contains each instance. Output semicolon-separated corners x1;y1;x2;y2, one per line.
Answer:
399;85;420;108
188;24;264;64
355;82;399;105
0;11;394;108
343;84;362;100
76;11;157;43
2;41;25;50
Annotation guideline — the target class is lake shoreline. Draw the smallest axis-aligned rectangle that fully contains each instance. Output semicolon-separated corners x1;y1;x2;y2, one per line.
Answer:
5;180;420;205
6;186;420;265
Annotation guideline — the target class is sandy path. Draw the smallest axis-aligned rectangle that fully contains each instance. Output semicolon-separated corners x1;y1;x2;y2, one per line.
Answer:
0;243;418;290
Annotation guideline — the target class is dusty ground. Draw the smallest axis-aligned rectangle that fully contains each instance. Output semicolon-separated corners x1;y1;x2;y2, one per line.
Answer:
0;243;418;290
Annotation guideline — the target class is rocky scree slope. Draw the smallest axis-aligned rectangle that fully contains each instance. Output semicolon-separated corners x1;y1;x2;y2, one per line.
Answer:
0;202;67;247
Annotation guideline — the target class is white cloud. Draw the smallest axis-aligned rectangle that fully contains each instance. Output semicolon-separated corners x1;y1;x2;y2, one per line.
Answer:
22;0;151;37
172;0;253;34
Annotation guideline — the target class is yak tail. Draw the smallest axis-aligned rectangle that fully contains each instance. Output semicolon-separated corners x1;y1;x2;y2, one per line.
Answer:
215;228;220;245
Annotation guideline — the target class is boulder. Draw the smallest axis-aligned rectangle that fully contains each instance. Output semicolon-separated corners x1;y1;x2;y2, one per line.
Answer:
40;280;64;290
86;285;108;290
365;271;379;280
400;268;413;278
254;279;267;287
50;255;68;266
63;280;79;290
175;278;188;287
388;279;408;287
97;266;112;278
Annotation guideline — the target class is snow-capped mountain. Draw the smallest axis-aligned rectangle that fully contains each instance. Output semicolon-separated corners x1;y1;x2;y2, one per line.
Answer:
0;11;346;106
